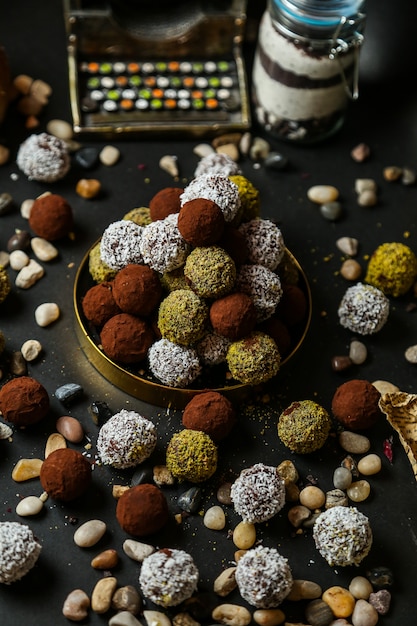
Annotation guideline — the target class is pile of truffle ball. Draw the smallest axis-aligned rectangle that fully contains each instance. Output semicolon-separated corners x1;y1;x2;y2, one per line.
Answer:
82;153;308;389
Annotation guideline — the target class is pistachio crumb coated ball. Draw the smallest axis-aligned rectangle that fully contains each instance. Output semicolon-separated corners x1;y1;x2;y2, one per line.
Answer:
227;331;280;385
88;241;117;283
97;409;157;469
0;521;42;584
365;241;417;297
231;463;286;523
0;266;11;303
158;289;208;345
236;264;283;321
149;187;183;221
139;213;190;273
278;400;332;454
180;173;241;223
182;391;236;441
338;282;390;335
160;267;190;292
229;174;261;223
238;219;285;270
148;338;202;387
166;429;218;482
235;546;293;608
139;548;199;607
123;206;152;226
313;505;373;567
100;220;144;270
184;245;236;298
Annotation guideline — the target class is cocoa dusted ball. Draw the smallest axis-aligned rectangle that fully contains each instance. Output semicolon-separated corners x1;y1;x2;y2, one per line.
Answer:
112;263;162;317
40;448;92;501
332;379;382;430
116;484;169;536
149;187;183;221
178;198;225;246
182;391;236;441
29;193;74;241
81;281;121;327
210;292;257;341
0;376;49;426
100;313;154;364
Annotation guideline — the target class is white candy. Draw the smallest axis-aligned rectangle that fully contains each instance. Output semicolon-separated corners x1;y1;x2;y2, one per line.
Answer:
35;302;60;327
15;259;44;288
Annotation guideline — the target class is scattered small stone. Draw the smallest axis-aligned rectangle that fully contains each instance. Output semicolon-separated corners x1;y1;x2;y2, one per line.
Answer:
47;118;73;141
112;485;129;499
76;178;101;199
213;566;237;597
88;400;112;425
354;179;377;194
16;259;44;288
193;143;215;158
249;136;270;161
204;505;226;530
109;611;142;626
336;236;359;256
366;565;394;589
288;504;311;528
55;382;83;405
35;302;60;326
31;237;59;261
74;519;107;548
178;486;202;513
340;258;362;280
56;415;84;443
322;586;356;618
217;481;233;505
16;495;44;517
401;167;416;186
405;344;417;363
341;455;360;477
0;144;10;165
349;340;367;365
100;145;120;166
45;432;67;457
0;422;13;439
130;466;154;487
349;576;373;600
277;459;299;485
91;548;119;570
10;350;27;376
372;380;399;395
91;576;117;614
253;608;286;626
347;479;371;502
287;579;322;601
74;146;100;169
0;192;14;216
325;488;348;509
320;200;343;221
20;198;34;219
307;185;339;204
331;355;352;372
143;611;172;626
383;165;402;182
299;485;325;510
62;588;90;622
368;589;391;615
305;598;334;626
333;467;352;490
264;151;288;171
216;142;240;162
7;229;31;252
123;539;155;562
212;603;252;626
351;598;378;626
111;585;142;614
232;521;256;550
9;249;29;270
357;454;382;476
351;142;370;162
357;189;377;207
159;154;179;178
339;431;371;454
12;458;43;481
153;464;175;486
21;339;42;362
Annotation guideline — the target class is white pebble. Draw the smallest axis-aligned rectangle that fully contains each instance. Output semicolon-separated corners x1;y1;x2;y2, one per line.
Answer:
349;340;367;365
0;422;13;439
307;185;339;204
405;344;417;364
351;598;379;626
193;143;215;158
159;154;179;177
109;611;143;626
357;454;382;476
203;505;226;530
123;539;155;562
143;611;172;626
21;339;42;361
9;249;29;270
35;302;60;327
336;236;359;256
16;495;44;517
20;198;34;219
99;145;120;166
31;237;59;261
249;136;270;160
355;178;377;194
47;118;73;141
74;519;106;547
15;259;44;288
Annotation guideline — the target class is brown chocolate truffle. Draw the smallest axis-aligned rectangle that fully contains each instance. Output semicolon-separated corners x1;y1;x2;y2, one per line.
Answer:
332;379;382;430
149;187;183;221
182;391;236;441
112;263;162;317
40;448;92;501
29;193;74;241
178;198;225;246
81;281;121;327
219;225;249;266
100;313;154;364
0;376;49;426
116;484;169;536
276;283;308;327
210;292;257;341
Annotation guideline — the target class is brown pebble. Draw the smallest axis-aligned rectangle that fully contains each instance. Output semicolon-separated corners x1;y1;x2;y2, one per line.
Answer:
91;576;118;614
287;579;322;601
357;189;378;207
322;585;355;618
0;145;10;165
217;482;233;505
91;548;119;570
351;143;370;162
383;165;402;181
111;585;142;614
56;415;84;443
340;259;362;280
76;178;101;199
62;588;90;621
288;505;311;528
331;355;352;371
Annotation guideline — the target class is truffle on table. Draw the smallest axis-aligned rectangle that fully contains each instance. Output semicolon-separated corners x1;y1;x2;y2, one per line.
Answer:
182;391;236;441
148;338;202;388
178;198;225;246
40;448;92;501
0;521;42;584
97;409;157;469
116;484;169;536
180;173;241;223
139;548;199;607
157;289;208;346
112;263;162;317
226;330;281;385
0;375;49;426
149;186;183;221
235;546;293;608
29;193;74;241
278;399;332;454
209;292;257;341
81;281;121;327
338;282;390;335
100;313;154;364
238;218;285;271
331;379;382;430
184;245;236;299
365;241;417;297
166;429;218;483
230;463;286;524
17;132;70;182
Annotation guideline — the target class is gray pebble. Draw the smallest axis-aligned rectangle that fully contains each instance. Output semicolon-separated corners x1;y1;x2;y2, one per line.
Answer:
74;146;100;170
349;340;367;365
320;201;342;221
130;467;154;487
0;192;14;216
264;151;288;170
405;344;417;363
333;466;352;490
355;178;377;194
339;431;370;454
55;382;83;405
178;486;202;513
88;400;112;425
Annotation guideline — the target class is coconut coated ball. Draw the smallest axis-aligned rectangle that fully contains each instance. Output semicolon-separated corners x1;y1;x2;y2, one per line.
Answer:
40;448;92;501
226;331;280;385
331;379;382;430
166;429;218;483
278;400;332;454
0;376;49;426
338;283;390;335
236;264;283;321
194;152;241;177
139;548;199;607
17;132;70;182
100;220;145;270
365;242;417;297
116;484;169;536
97;409;157;469
139;213;190;273
238;218;285;270
0;522;42;584
231;463;286;523
235;546;293;608
29;193;74;241
182;391;236;441
148;338;202;388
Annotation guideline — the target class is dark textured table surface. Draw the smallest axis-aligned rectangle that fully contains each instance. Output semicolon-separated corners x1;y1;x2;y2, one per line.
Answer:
0;2;417;625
